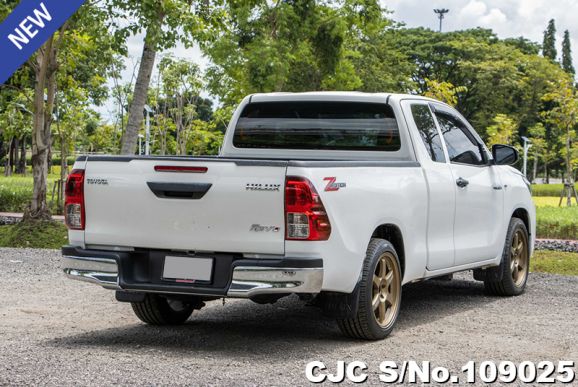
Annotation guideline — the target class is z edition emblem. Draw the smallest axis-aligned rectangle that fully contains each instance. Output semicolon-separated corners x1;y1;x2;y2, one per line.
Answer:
324;177;346;192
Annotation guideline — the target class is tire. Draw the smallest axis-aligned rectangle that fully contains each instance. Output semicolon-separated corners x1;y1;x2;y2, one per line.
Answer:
131;294;195;325
484;217;530;296
337;238;402;340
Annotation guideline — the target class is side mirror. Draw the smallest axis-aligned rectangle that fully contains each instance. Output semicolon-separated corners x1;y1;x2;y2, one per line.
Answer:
492;144;519;166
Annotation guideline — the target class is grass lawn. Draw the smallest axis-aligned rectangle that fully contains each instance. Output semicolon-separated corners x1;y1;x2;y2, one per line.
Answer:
0;173;60;213
533;197;578;240
0;220;68;249
532;183;578;197
532;250;578;276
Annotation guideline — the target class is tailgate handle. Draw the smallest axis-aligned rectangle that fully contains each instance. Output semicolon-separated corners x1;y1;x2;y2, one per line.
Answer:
147;182;212;199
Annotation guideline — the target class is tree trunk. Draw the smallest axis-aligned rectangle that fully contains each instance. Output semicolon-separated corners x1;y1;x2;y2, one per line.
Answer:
12;137;20;174
120;28;159;155
28;40;53;220
565;127;574;207
545;160;550;184
4;137;14;177
16;136;26;174
59;134;67;214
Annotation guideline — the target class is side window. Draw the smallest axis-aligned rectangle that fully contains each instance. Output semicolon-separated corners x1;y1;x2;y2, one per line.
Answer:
411;104;446;163
435;112;485;166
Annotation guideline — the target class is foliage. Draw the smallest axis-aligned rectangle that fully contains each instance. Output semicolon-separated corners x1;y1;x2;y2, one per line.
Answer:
486;114;518;147
541;78;578;192
561;30;575;75
423;79;466;107
531;250;578;276
542;19;557;61
204;0;393;105
0;220;68;249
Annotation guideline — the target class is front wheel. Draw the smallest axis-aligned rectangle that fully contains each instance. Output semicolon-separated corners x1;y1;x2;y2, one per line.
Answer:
484;217;530;296
131;294;195;325
337;238;402;340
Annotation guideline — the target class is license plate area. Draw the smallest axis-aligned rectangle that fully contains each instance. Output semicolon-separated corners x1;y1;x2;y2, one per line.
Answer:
162;255;214;284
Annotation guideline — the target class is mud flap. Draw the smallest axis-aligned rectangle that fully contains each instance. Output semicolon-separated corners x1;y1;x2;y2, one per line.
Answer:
473;263;504;282
320;284;361;319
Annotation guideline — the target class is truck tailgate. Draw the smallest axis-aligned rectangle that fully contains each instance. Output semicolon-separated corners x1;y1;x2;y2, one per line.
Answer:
83;159;287;254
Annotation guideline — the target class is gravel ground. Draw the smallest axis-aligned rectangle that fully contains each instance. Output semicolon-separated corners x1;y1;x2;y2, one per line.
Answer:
0;248;577;386
536;239;578;253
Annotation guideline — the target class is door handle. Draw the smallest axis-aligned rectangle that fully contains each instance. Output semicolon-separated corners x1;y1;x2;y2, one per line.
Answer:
456;177;469;188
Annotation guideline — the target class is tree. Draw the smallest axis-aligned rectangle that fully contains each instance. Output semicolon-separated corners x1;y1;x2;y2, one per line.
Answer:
0;2;119;219
108;0;224;155
542;78;578;206
204;0;392;106
562;30;575;75
158;56;203;155
486;114;518;147
423;79;466;107
542;19;557;61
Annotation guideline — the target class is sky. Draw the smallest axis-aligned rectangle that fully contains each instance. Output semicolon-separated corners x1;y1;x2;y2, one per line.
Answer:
98;0;578;120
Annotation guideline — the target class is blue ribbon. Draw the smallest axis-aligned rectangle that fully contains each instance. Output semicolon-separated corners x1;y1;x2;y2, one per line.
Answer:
0;0;86;84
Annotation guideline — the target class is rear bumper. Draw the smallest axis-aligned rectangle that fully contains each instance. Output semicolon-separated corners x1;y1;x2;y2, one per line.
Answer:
62;246;323;298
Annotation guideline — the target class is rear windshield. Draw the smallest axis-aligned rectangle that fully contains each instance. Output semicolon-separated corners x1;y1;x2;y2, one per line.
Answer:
233;101;401;151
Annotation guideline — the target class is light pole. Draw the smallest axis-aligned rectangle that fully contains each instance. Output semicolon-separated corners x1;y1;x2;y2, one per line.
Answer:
138;134;144;156
521;136;532;177
144;105;153;156
434;9;449;32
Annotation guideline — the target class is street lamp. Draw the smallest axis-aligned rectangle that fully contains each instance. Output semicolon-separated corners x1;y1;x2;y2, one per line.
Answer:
521;136;532;177
138;134;144;156
434;9;450;32
143;105;154;156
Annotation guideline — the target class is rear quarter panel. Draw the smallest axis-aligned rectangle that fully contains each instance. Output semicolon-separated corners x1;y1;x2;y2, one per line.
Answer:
285;165;428;293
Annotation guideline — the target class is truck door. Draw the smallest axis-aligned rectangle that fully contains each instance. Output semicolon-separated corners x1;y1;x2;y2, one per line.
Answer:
432;104;505;266
401;101;456;270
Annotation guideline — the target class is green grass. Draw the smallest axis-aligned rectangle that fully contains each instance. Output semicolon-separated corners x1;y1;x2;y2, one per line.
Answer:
532;183;578;197
533;196;578;240
533;196;577;207
0;173;60;213
532;250;578;276
0;220;68;249
536;206;578;240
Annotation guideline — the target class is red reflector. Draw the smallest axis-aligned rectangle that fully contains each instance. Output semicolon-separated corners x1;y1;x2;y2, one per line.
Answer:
285;176;331;241
64;169;85;230
154;166;208;173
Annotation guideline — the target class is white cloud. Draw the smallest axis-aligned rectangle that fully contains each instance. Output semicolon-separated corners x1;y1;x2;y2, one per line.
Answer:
479;8;508;26
459;0;488;19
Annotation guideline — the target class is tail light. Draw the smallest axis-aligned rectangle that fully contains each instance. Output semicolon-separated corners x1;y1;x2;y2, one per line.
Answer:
65;169;85;230
285;176;331;241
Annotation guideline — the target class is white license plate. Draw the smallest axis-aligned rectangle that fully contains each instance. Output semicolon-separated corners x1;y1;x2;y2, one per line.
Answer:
162;256;213;282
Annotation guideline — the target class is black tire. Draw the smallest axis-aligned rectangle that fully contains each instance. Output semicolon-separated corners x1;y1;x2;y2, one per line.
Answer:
337;238;402;340
131;294;194;325
484;217;530;296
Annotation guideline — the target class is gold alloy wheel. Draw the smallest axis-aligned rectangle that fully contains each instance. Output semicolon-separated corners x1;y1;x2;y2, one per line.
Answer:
510;229;528;287
372;252;401;327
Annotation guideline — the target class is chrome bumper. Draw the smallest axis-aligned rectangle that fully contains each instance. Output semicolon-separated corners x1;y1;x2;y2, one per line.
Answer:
63;255;120;290
62;254;323;298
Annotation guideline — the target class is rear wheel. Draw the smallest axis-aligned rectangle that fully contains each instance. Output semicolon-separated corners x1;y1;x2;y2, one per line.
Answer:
484;217;529;296
338;238;402;340
131;294;195;325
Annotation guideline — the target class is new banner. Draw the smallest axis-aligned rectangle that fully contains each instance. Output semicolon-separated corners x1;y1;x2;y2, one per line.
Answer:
0;0;86;84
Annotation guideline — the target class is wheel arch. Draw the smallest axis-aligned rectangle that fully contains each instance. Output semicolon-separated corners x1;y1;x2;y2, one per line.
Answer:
371;224;405;279
512;207;530;234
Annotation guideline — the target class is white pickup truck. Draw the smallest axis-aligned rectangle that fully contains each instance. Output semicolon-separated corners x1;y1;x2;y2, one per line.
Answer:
63;92;535;340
